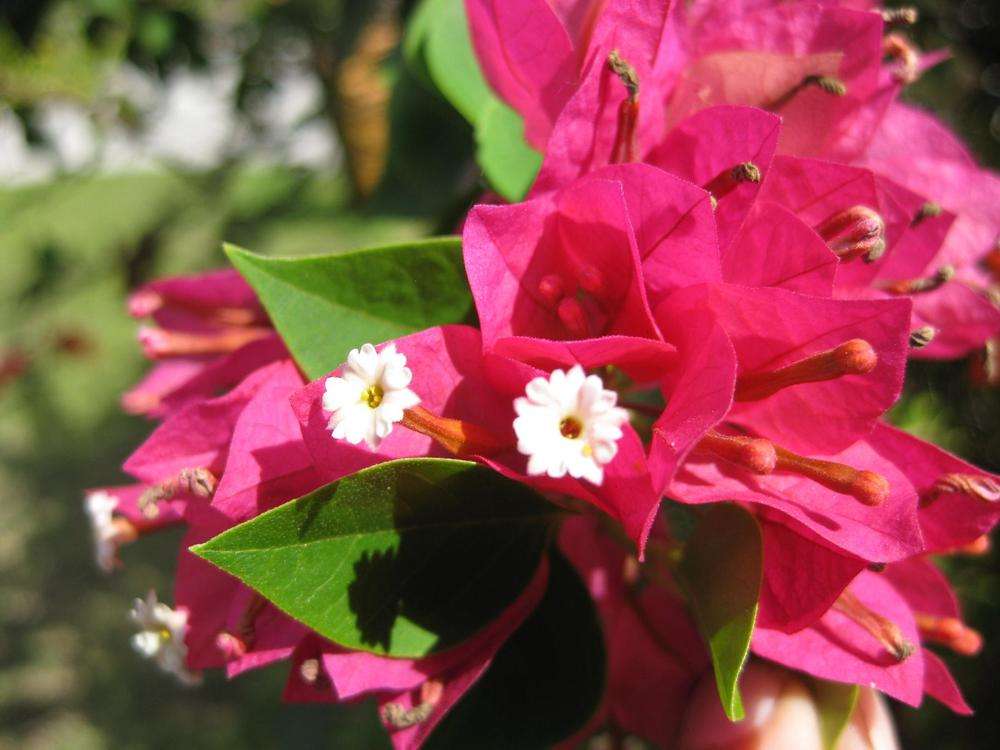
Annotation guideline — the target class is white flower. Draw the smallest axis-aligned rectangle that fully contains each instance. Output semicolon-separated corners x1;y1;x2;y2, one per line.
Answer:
129;591;201;686
322;343;420;450
85;491;120;574
513;365;628;485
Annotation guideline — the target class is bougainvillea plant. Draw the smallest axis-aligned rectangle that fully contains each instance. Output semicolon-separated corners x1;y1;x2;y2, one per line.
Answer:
87;1;1000;747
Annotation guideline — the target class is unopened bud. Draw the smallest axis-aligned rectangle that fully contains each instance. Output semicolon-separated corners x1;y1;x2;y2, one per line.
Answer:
215;632;248;660
881;265;954;295
954;535;991;556
696;430;777;474
608;50;639;99
138;325;271;359
128;290;164;318
577;265;605;295
914;201;942;223
806;75;847;96
925;473;1000;505
815;206;886;263
735;339;878;402
774;445;889;507
731;162;761;184
557;297;590;338
139;467;218;517
299;658;321;685
537;275;564;305
884;33;920;84
381;680;443;729
834;590;915;661
915;613;983;656
881;7;918;26
909;326;936;348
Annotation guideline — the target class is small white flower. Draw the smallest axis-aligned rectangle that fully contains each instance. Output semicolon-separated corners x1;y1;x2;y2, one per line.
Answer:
129;591;201;686
514;365;628;485
85;491;120;574
322;343;420;450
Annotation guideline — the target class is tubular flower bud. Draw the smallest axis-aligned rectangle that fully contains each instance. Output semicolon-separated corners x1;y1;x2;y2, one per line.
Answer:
915;614;983;656
883;33;920;85
86;491;139;573
880;265;955;295
381;680;444;729
577;264;605;295
608;50;640;163
881;7;919;26
773;446;890;506
608;50;639;99
695;430;777;474
815;206;886;263
703;161;762;201
557;297;591;338
971;338;999;386
537;274;565;305
805;75;847;97
952;535;991;556
138;467;218;518
924;473;1000;505
768;75;847;111
323;343;421;450
834;590;915;662
215;594;268;660
130;591;201;686
299;658;322;685
909;326;937;349
137;325;271;359
735;339;878;402
401;405;509;457
514;365;629;485
912;201;942;226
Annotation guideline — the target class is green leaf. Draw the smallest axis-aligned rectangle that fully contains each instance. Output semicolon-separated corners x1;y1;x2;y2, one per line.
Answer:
426;550;606;749
808;678;860;750
224;239;472;380
192;458;559;659
407;0;492;124
403;0;540;201
675;504;762;721
476;99;542;201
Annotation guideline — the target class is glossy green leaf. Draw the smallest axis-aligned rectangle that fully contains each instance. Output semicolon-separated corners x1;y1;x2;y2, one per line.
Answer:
224;239;472;379
476;98;542;201
424;0;493;124
403;0;540;201
676;504;762;721
808;678;860;750
426;550;606;749
192;458;559;659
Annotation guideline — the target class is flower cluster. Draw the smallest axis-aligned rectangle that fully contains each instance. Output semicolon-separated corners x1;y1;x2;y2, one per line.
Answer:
86;2;1000;747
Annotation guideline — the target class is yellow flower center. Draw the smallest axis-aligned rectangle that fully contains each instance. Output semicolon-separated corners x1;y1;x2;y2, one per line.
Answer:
559;416;583;440
362;384;384;408
159;627;172;643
